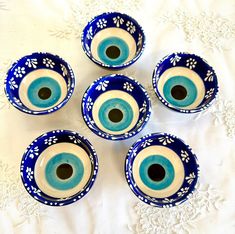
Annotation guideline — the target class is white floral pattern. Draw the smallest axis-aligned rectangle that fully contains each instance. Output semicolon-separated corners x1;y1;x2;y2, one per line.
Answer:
97;18;107;29
29;146;39;159
186;58;197;69
86;96;93;111
26;167;33;181
25;58;38;68
95;80;109;91
204;70;214;82
44;136;58;145
140;139;153;148
186;172;196;184
139;101;147;113
181;150;190;163
86;26;93;39
60;64;68;76
9;77;18;90
205;88;215;99
158;136;174;145
126;21;136;34
170;53;181;66
14;66;25;78
113;16;124;27
123;82;134;92
177;187;189;197
43;58;55;68
68;135;81;144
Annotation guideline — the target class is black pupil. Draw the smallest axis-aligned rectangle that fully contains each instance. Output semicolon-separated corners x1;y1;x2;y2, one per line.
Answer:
171;85;187;100
108;108;123;123
148;164;165;182
56;163;73;180
38;87;51;100
106;46;120;59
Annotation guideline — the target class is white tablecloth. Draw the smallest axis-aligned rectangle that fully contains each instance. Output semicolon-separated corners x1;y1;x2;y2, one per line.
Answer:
0;0;235;233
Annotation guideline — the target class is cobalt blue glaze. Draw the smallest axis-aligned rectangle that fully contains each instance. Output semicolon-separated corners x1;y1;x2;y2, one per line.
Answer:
4;52;75;115
152;52;219;113
125;133;199;207
82;74;151;140
20;130;98;206
81;12;146;69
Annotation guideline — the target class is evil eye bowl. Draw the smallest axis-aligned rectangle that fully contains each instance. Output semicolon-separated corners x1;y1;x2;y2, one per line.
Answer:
4;52;75;115
125;133;199;207
82;74;151;140
81;12;146;69
20;130;98;206
152;52;219;113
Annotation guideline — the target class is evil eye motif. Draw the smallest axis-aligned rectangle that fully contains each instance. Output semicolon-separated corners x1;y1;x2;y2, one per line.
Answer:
132;146;185;198
91;28;136;66
34;142;92;198
19;69;67;111
92;90;139;135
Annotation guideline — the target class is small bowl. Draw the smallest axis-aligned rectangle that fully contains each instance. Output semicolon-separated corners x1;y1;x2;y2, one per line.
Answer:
81;12;145;69
20;130;98;206
125;133;199;207
152;52;219;113
82;74;151;140
4;52;75;115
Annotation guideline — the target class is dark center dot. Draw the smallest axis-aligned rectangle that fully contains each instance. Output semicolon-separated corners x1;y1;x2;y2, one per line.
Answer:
56;163;73;180
108;108;123;123
148;164;166;182
38;87;52;100
106;46;121;59
171;85;187;100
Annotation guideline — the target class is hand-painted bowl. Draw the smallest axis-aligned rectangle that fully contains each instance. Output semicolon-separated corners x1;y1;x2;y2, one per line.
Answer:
152;52;219;113
20;130;98;206
125;133;199;207
81;12;145;69
82;74;151;140
4;52;75;115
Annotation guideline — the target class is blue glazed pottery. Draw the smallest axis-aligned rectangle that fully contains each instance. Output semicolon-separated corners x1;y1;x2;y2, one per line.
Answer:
4;52;75;115
152;52;219;113
20;130;98;206
81;12;146;69
125;133;199;207
82;74;151;140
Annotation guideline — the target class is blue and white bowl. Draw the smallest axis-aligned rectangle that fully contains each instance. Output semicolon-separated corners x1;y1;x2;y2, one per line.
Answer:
81;12;145;69
21;130;98;206
82;74;151;140
4;52;75;115
125;133;199;207
152;52;219;113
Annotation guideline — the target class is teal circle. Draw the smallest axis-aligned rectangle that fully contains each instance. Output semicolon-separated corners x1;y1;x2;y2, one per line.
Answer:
139;155;175;190
163;76;197;107
98;98;133;132
27;76;61;108
97;36;129;65
45;153;84;190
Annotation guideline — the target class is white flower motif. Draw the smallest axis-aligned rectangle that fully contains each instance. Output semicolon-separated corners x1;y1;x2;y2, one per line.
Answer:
158;136;174;145
162;197;174;203
44;136;58;145
95;80;109;91
186;172;196;184
177;187;189;197
60;64;68;76
113;16;124;27
86;96;93;111
181;150;190;163
43;58;55;68
137;33;143;46
29;146;39;159
13;97;22;106
186;58;197;69
68;135;81;144
14;66;25;78
86;26;93;39
25;58;38;68
31;186;41;196
126;21;136;34
204;70;214;82
97;18;107;29
139;101;147;113
170;54;181;66
9;77;18;90
123;82;134;92
26;167;33;181
141;139;153;148
205;88;215;99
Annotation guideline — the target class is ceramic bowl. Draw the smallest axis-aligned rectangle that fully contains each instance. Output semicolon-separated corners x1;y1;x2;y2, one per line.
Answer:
4;52;75;115
152;52;219;113
81;12;145;69
82;74;151;140
125;133;199;207
21;130;98;206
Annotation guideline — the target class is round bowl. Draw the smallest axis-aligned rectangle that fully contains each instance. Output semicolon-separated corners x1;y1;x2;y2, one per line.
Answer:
152;52;219;113
125;133;199;207
82;74;151;140
81;12;145;69
20;130;98;206
4;52;75;115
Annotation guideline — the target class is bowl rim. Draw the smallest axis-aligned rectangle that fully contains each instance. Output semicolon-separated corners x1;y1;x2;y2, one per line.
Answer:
81;74;152;140
4;52;76;115
152;52;219;114
81;11;146;70
125;132;200;207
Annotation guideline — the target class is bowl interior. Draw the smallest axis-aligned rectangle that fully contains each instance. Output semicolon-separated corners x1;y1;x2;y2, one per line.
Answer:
5;52;75;114
82;12;145;67
153;53;219;113
21;130;98;206
125;133;199;207
82;74;151;140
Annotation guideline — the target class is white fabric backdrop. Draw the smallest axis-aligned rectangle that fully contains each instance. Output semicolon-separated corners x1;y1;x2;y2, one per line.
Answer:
0;0;234;233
